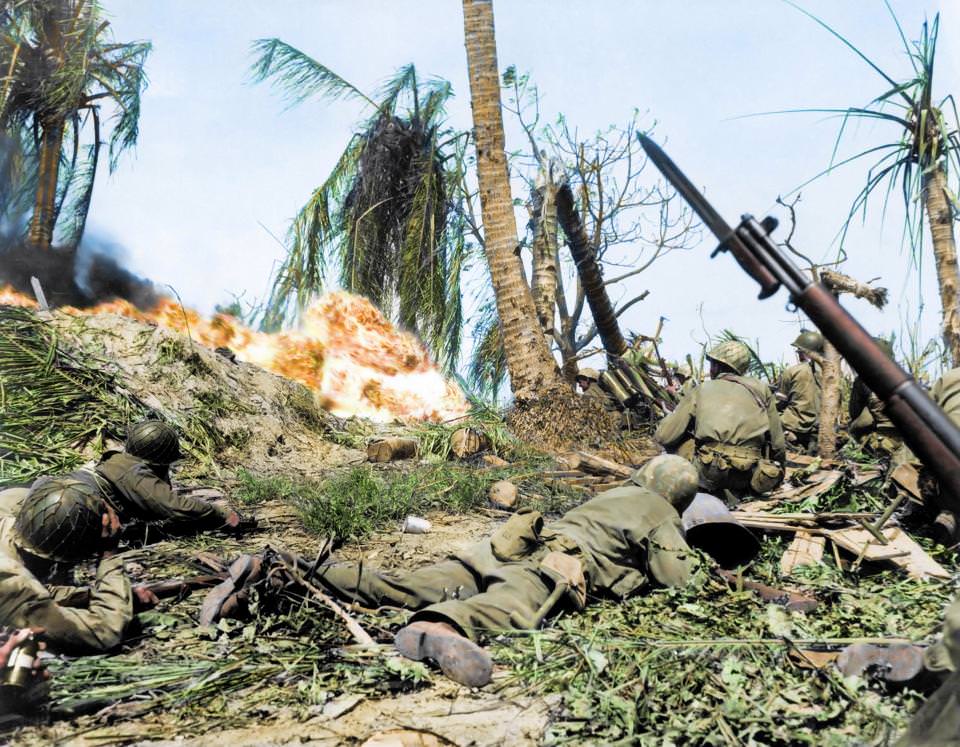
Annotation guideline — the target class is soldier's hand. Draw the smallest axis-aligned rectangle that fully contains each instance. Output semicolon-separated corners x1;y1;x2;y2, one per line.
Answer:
224;510;241;529
132;585;160;612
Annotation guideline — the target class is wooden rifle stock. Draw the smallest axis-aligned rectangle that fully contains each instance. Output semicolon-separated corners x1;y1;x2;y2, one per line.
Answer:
142;574;226;599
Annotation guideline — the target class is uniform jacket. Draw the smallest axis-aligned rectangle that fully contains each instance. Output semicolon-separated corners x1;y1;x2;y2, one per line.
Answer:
546;485;696;597
655;373;785;458
779;361;821;434
0;514;132;653
932;368;960;428
95;452;228;527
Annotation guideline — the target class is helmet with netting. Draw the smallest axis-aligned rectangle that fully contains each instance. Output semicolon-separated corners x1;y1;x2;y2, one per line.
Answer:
14;478;105;562
706;340;752;376
792;330;824;354
125;420;181;465
576;368;600;381
630;455;699;511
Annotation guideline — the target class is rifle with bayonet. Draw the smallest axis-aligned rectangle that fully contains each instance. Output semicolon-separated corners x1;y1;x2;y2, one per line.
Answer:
638;133;960;511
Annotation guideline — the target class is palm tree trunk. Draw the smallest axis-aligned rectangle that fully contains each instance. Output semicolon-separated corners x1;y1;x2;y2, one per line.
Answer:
461;0;562;398
556;182;628;358
27;116;65;250
923;166;960;367
817;340;841;459
530;163;559;337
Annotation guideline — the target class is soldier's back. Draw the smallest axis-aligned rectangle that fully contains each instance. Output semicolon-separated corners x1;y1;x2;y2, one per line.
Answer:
694;375;772;447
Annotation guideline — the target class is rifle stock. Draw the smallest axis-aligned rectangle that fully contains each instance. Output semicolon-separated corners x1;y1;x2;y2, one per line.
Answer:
638;135;960;510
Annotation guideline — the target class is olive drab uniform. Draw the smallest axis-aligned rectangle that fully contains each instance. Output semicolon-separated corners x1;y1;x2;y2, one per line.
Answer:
779;361;820;452
313;485;696;641
848;378;905;457
93;451;231;527
0;514;133;653
655;373;785;499
581;380;620;413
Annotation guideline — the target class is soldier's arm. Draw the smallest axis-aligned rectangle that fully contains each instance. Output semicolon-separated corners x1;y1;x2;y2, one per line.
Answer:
15;556;132;654
646;521;697;587
654;390;696;448
765;387;786;460
124;463;233;527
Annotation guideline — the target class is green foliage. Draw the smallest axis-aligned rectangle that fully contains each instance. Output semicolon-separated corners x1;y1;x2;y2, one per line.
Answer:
779;4;959;255
251;43;472;371
0;306;145;483
0;0;151;247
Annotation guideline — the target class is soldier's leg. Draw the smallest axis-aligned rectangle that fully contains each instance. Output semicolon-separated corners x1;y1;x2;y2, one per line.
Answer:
313;557;479;611
408;559;555;641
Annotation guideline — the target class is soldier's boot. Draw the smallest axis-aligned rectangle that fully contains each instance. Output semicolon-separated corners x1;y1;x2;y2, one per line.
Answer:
199;554;263;626
836;643;927;685
394;621;492;688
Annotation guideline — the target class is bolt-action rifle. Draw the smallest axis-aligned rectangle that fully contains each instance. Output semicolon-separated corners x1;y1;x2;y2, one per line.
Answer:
638;134;960;510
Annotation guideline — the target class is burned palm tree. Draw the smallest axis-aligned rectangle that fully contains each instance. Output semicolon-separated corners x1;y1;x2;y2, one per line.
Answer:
0;0;150;250
252;41;469;369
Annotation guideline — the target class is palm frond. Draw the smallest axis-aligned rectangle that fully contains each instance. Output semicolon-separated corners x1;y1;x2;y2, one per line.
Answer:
249;38;375;110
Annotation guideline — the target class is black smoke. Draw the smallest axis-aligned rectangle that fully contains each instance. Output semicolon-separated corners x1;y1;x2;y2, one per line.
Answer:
0;237;161;309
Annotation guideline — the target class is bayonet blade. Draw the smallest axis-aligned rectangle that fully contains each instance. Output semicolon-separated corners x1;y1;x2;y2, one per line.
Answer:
637;134;734;243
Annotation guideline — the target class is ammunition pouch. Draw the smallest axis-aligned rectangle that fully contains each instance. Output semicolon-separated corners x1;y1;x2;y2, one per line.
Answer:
750;458;784;495
539;551;587;610
490;509;544;562
696;442;761;473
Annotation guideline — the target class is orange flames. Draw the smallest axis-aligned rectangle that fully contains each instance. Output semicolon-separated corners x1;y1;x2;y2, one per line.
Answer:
0;286;468;422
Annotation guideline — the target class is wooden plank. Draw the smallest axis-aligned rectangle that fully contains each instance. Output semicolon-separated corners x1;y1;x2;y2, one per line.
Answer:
780;531;826;575
573;451;633;478
890;463;922;500
827;525;951;580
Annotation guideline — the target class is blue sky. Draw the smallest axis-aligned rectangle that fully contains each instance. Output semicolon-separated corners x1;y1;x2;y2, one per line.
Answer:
85;0;959;371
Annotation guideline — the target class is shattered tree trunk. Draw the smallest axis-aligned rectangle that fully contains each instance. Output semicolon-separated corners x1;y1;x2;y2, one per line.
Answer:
817;338;842;459
530;162;560;339
923;166;960;367
556;181;628;359
462;0;563;398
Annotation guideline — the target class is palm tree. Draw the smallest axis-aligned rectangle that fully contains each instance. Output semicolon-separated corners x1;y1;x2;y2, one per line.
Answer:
0;0;150;251
251;41;469;369
786;5;960;365
461;0;563;398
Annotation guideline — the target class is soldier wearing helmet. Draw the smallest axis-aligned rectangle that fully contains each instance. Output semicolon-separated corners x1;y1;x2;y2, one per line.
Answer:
778;330;824;453
208;455;699;689
93;420;243;531
0;478;158;654
655;339;785;501
575;366;620;413
848;338;908;459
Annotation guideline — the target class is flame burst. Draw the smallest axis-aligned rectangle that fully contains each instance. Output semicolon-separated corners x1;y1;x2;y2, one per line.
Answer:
0;286;468;422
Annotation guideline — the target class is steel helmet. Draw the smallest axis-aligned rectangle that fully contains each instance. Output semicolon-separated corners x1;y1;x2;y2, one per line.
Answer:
576;368;600;381
792;330;824;354
681;493;760;568
14;477;105;562
125;420;181;465
706;340;752;376
630;455;699;511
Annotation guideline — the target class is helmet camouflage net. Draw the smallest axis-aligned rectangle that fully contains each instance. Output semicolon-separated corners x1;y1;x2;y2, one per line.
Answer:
873;336;895;359
14;478;105;562
706;340;752;376
576;368;600;381
792;330;824;354
631;455;699;510
125;420;181;465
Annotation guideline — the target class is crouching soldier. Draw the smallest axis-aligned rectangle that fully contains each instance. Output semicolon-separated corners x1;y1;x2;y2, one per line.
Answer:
655;340;785;502
0;477;157;654
205;456;700;688
779;330;823;453
0;420;245;533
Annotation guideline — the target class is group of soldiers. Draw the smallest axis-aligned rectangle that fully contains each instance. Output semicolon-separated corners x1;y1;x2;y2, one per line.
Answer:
1;333;959;741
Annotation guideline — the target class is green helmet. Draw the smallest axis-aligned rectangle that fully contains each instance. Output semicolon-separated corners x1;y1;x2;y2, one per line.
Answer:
125;420;181;465
873;337;894;359
630;455;699;511
792;330;824;354
14;478;105;562
706;340;751;376
577;368;600;381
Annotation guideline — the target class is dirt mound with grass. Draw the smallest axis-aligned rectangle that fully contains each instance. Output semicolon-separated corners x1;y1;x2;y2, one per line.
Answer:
50;310;358;479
